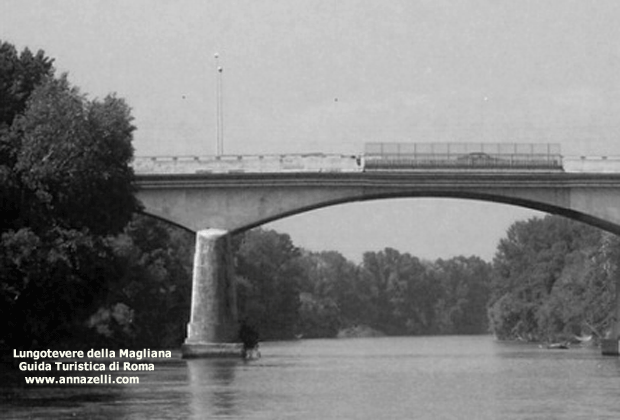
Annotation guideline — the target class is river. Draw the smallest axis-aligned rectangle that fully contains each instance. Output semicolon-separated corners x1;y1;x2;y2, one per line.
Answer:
2;335;620;419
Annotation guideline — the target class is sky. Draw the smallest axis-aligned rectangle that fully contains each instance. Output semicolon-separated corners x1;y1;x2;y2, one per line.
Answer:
2;0;620;262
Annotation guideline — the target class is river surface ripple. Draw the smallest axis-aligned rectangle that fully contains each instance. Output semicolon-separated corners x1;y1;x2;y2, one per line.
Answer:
3;335;620;419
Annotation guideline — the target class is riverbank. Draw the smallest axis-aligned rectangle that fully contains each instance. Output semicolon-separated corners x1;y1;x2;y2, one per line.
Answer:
336;325;385;338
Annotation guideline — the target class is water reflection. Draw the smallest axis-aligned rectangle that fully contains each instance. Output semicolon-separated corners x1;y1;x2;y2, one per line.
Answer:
187;358;239;418
0;367;125;419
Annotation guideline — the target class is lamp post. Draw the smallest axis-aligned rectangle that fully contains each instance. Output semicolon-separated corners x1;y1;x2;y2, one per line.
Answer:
214;53;224;156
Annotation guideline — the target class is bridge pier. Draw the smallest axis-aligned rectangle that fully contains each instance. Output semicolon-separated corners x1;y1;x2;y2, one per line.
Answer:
181;229;241;358
602;274;620;356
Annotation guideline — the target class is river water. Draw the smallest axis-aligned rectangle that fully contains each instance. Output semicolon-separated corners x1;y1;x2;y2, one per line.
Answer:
2;335;620;419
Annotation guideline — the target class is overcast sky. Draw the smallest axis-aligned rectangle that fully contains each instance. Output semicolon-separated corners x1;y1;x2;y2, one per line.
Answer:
3;0;619;262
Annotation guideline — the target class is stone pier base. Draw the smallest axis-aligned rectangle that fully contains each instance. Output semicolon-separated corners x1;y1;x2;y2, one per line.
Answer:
181;229;239;359
182;343;242;358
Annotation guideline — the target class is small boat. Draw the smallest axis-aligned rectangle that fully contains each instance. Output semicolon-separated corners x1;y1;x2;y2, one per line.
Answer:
242;347;261;360
546;342;570;350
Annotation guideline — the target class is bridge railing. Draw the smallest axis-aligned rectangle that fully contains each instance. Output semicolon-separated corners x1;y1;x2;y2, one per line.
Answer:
132;152;620;175
563;156;620;173
132;154;363;174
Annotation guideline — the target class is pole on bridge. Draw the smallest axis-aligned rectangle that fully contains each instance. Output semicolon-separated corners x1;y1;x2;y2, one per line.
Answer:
214;53;224;156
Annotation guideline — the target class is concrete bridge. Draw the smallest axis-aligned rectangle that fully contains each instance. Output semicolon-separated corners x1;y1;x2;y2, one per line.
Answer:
133;153;620;356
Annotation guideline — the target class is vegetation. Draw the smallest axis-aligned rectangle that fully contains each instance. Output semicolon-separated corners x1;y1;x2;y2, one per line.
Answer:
488;215;617;343
235;229;304;340
235;229;492;339
234;216;620;344
0;41;140;350
0;41;196;352
88;215;193;349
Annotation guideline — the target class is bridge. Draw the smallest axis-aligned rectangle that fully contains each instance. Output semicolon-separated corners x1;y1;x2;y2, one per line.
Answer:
132;150;620;357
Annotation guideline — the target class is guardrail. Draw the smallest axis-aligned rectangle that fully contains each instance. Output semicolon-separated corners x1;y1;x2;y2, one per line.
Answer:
132;154;363;174
563;156;620;173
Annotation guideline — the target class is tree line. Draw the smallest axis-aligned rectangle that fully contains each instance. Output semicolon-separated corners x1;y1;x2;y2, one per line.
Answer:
1;41;618;353
234;212;620;346
235;229;491;339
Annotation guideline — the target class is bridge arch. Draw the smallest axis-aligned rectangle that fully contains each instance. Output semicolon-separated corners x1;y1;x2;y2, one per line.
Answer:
225;190;620;237
136;172;620;237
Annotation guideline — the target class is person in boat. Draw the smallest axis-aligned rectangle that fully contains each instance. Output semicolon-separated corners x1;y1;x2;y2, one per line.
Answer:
238;318;260;359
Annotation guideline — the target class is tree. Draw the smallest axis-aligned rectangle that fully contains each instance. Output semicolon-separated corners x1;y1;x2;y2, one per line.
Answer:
488;215;605;342
235;229;303;339
0;41;54;130
433;256;491;334
296;250;360;338
14;75;138;235
1;225;121;348
90;215;194;348
0;42;140;350
1;41;55;233
360;248;441;335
